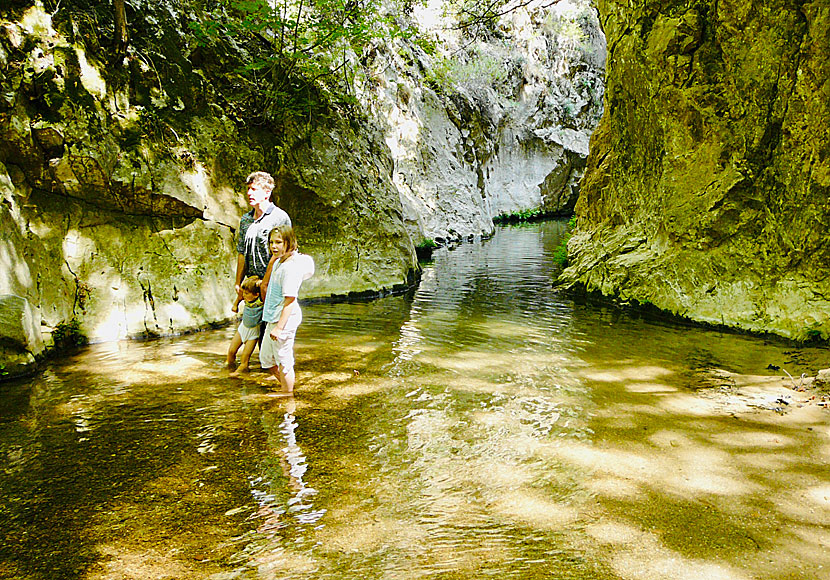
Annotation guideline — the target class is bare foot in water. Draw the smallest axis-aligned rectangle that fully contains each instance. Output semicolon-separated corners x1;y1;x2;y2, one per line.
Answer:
230;366;249;377
257;375;294;396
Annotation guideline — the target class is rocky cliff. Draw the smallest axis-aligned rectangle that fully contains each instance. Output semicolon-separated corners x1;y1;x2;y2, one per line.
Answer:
0;0;603;376
560;0;830;341
0;1;417;375
362;0;604;243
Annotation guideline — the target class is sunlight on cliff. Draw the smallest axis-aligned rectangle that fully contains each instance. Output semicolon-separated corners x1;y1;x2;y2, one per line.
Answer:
383;104;424;163
62;229;89;264
19;3;55;37
179;161;211;215
19;4;107;103
74;48;107;101
93;307;129;342
411;0;449;34
0;240;32;292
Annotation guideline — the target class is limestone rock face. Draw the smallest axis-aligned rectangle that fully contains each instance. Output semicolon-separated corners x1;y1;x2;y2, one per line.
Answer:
0;2;417;361
0;0;601;376
0;295;43;377
0;294;41;349
360;0;605;243
274;119;417;298
560;0;830;341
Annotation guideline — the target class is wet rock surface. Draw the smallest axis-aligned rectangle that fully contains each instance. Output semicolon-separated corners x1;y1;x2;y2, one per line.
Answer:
0;2;419;359
0;294;43;378
0;1;604;375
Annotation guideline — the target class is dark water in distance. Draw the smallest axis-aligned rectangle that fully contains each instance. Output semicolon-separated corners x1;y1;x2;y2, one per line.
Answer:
1;221;828;580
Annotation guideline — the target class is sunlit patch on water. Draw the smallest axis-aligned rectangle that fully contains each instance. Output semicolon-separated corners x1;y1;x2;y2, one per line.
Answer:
1;222;828;579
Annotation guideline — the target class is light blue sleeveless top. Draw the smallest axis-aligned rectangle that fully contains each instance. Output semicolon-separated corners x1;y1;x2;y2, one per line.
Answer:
263;252;314;325
241;297;263;328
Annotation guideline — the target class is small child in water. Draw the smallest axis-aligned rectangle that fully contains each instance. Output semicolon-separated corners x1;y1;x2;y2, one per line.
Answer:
227;275;263;374
260;224;314;394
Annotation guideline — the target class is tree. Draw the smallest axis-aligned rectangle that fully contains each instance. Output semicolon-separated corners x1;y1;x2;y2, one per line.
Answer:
190;0;397;125
114;0;128;55
450;0;562;36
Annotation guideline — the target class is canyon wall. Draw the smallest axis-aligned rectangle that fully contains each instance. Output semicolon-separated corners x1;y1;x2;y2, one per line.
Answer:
0;0;603;376
0;2;417;375
362;0;604;243
560;0;830;341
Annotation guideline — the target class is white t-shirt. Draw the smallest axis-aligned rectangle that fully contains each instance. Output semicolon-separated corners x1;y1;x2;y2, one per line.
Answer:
262;252;315;324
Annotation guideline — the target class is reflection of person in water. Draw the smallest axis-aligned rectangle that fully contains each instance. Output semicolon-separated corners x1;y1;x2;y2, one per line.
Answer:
254;399;326;538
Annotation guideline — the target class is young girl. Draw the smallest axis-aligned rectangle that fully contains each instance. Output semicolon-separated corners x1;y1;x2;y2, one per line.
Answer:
259;224;314;394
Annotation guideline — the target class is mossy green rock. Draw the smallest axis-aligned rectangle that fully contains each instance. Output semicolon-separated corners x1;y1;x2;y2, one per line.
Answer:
560;1;830;341
0;1;417;370
0;295;42;378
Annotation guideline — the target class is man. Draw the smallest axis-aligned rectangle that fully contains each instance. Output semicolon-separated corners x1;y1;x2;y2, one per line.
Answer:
234;171;291;303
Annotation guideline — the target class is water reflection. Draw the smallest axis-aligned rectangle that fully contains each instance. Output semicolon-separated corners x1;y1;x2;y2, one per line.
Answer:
249;401;325;540
0;222;828;580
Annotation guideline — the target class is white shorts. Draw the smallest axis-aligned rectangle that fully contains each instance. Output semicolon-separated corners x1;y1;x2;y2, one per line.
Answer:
237;320;260;343
259;322;297;371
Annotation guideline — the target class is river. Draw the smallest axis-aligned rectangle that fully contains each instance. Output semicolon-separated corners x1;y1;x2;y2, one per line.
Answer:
1;222;828;580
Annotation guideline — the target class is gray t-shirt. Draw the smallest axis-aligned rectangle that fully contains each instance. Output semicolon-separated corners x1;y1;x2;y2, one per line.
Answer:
236;203;291;278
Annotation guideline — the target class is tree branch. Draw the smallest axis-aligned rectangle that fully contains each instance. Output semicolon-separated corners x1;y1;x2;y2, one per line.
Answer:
452;0;562;31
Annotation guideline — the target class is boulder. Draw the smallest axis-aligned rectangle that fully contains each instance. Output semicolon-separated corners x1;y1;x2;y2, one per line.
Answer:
0;295;43;378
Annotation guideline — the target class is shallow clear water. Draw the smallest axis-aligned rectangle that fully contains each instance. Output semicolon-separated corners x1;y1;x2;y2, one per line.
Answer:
1;222;828;580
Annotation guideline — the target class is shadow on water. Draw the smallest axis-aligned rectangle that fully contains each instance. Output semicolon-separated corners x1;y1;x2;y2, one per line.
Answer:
1;221;828;580
0;344;272;579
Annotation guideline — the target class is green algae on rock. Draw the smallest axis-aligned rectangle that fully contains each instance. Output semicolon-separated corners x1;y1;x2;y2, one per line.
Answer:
1;0;607;378
559;0;830;341
0;1;418;365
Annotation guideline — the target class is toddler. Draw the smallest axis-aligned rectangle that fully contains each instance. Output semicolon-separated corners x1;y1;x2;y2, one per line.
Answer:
227;275;263;374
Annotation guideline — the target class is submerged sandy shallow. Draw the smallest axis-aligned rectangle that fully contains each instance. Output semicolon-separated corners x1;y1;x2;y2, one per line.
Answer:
2;224;828;580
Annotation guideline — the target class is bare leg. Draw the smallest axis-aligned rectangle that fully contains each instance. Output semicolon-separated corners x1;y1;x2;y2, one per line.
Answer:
267;365;281;384
266;365;294;395
227;332;243;369
234;339;257;374
279;364;295;393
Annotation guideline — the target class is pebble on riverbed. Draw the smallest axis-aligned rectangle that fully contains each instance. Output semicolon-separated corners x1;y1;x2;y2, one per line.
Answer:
692;366;830;415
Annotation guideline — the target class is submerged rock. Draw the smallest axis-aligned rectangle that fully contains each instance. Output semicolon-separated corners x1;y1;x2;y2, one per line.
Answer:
560;1;830;341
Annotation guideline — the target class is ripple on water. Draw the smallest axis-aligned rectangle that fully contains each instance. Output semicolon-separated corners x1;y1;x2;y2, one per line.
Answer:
3;222;828;580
